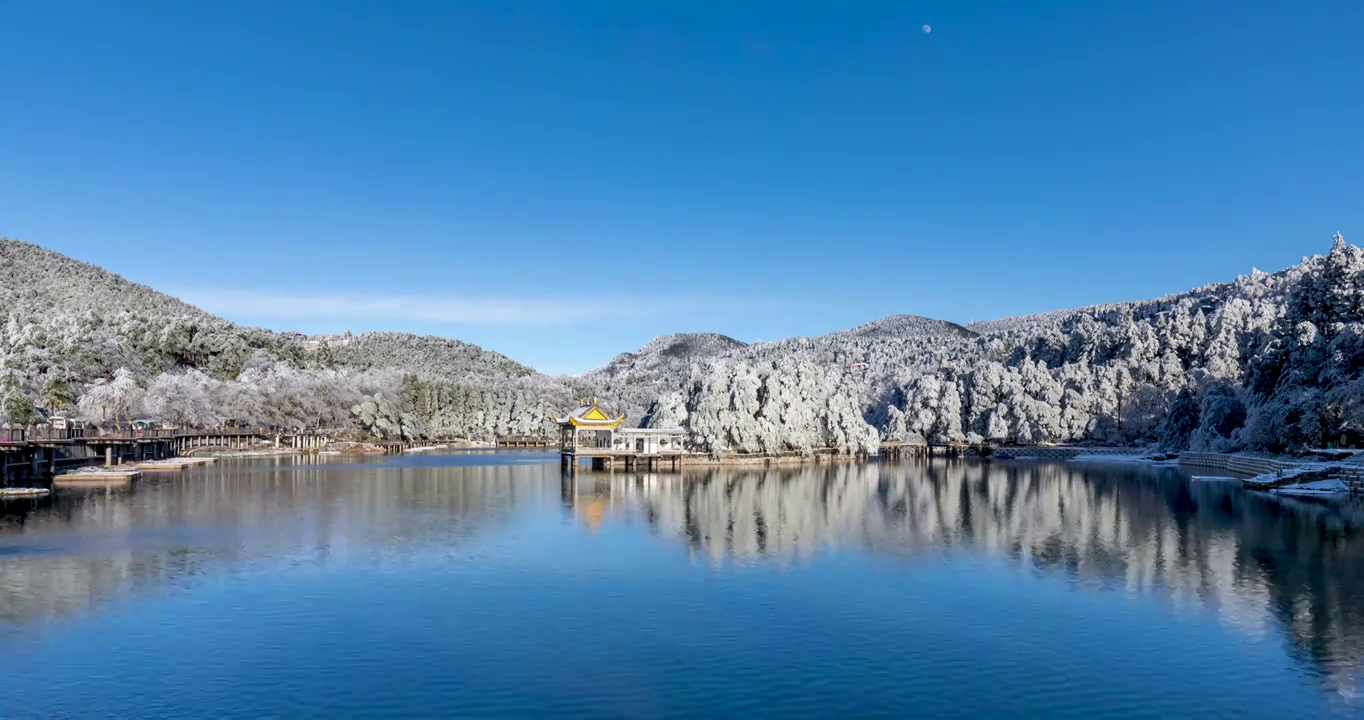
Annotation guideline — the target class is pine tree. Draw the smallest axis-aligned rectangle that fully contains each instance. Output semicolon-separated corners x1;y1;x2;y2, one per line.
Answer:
1;371;38;425
41;375;75;416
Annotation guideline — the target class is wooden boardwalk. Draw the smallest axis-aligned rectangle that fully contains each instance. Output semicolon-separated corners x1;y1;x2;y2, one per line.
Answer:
559;440;990;473
0;427;459;485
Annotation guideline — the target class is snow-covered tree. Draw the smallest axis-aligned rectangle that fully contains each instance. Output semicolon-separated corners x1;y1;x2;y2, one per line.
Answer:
143;370;218;428
352;392;424;440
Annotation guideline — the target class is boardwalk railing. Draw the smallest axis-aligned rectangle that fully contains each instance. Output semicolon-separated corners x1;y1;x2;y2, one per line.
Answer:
0;427;255;444
0;425;476;446
14;427;89;442
496;435;553;448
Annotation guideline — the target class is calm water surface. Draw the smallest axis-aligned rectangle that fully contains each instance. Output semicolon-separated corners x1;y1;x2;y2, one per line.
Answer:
1;452;1362;718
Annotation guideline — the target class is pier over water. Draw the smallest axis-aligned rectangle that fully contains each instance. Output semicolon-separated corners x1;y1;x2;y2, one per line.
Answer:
555;399;687;471
0;427;449;486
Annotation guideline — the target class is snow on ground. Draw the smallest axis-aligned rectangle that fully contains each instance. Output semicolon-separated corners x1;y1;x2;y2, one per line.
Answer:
1270;479;1351;496
1242;463;1336;488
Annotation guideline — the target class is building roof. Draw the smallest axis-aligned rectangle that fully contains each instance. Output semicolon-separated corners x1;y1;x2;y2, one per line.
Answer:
553;399;626;428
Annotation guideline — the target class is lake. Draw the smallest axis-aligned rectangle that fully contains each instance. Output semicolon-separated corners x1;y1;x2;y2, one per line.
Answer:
1;452;1362;718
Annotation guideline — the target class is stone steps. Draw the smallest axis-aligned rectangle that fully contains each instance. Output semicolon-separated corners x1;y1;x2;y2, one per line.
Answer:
1178;453;1298;477
993;446;1145;460
1181;452;1364;492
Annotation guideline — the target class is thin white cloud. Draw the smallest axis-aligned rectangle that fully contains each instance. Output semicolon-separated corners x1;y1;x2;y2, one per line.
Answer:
174;288;712;326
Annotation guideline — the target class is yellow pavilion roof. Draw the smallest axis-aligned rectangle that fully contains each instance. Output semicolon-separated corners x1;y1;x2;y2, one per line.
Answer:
554;398;626;428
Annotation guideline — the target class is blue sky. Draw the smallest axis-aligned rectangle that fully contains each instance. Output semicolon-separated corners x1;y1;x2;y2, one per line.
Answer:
3;1;1361;374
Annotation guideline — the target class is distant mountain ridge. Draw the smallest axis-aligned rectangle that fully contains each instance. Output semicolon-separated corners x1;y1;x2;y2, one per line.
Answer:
821;314;977;341
3;234;1361;456
590;333;747;377
648;332;749;358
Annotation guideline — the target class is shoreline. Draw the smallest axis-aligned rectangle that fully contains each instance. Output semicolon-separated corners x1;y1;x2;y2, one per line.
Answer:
17;440;1358;496
558;446;1364;495
185;439;495;459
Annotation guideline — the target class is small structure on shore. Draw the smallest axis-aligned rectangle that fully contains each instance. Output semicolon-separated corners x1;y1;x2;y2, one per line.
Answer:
554;399;686;470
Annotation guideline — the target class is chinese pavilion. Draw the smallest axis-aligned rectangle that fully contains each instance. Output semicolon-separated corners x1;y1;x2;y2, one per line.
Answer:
554;398;626;453
555;398;687;469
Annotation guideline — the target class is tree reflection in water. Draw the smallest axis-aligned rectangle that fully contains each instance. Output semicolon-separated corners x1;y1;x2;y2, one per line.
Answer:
571;459;1364;696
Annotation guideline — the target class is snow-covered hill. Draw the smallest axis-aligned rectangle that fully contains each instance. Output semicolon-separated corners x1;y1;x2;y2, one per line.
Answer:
591;333;748;379
823;314;977;341
577;332;748;423
0;238;561;439
4;234;1361;455
638;236;1363;456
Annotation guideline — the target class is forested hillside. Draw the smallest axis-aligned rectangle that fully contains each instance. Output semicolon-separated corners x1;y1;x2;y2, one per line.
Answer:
580;333;748;422
2;235;1361;454
641;235;1363;456
0;238;567;439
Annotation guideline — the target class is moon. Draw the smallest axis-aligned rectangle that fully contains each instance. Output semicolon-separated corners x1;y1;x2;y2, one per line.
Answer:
922;24;932;34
